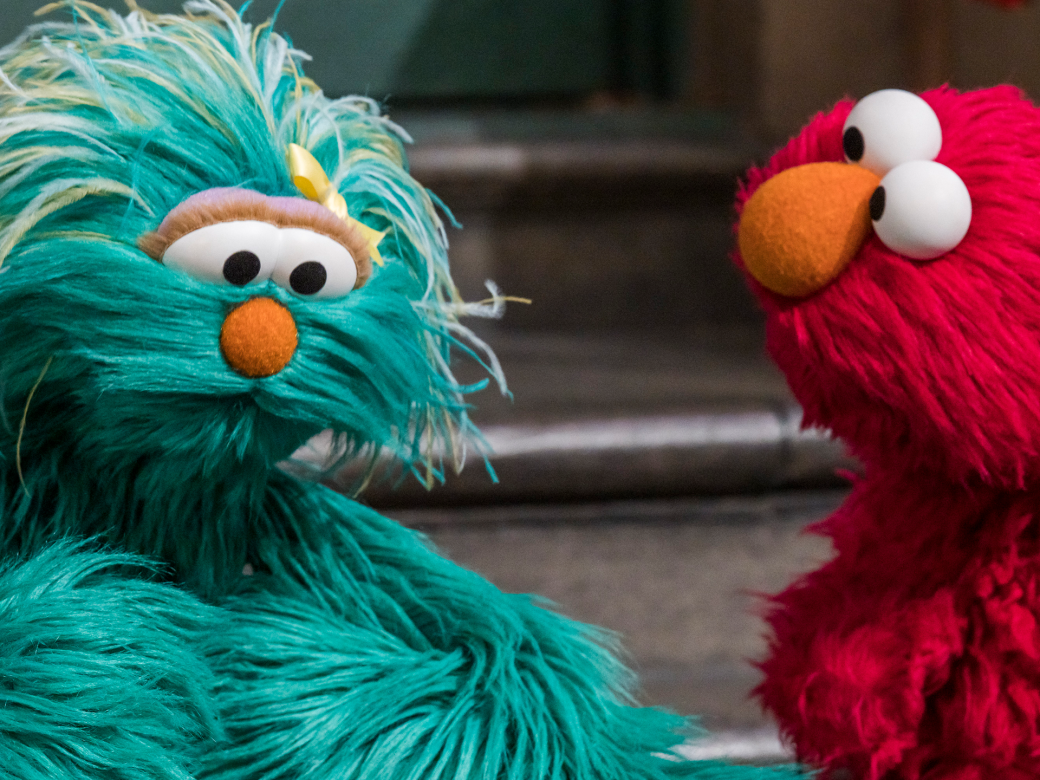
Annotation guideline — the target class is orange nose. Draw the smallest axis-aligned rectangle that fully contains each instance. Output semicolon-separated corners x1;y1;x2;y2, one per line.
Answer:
738;162;881;298
220;298;298;378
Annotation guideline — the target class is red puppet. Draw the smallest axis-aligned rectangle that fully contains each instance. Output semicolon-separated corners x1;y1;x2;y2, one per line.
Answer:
736;86;1040;779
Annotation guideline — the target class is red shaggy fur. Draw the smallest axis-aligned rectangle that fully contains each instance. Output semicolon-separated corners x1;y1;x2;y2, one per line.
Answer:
736;86;1040;778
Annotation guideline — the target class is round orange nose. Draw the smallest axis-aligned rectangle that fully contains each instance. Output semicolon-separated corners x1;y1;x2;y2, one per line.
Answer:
738;162;881;298
220;298;298;378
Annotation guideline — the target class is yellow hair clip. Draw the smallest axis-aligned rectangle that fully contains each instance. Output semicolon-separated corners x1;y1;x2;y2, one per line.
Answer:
287;143;385;266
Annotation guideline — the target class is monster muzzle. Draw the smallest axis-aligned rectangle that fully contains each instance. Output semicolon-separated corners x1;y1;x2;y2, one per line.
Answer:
737;162;881;298
219;297;298;378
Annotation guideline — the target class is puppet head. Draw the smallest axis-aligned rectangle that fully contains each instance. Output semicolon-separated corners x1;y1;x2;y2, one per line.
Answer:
735;86;1040;488
0;1;501;489
0;2;506;593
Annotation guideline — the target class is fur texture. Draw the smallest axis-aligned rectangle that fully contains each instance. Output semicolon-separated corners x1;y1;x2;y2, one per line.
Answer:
202;475;722;780
0;3;800;779
736;86;1040;778
0;542;220;779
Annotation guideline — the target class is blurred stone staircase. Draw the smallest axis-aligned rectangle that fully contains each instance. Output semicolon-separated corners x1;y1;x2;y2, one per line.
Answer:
343;328;851;506
335;110;852;764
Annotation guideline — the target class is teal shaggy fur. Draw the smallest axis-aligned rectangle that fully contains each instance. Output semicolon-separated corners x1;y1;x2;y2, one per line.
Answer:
0;3;803;779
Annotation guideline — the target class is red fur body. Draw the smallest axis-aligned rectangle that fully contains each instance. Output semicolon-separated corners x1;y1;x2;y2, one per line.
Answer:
763;470;1040;779
736;86;1040;778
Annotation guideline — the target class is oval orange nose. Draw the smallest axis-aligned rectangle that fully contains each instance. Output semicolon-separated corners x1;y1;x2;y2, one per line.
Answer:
738;162;881;298
220;298;298;378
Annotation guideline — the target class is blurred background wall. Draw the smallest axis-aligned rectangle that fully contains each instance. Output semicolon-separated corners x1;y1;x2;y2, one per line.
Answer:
7;1;1040;145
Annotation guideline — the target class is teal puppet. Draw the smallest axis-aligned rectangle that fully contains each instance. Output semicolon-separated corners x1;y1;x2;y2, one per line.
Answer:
0;3;803;779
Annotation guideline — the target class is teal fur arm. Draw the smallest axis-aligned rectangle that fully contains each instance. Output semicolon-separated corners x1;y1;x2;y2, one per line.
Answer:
0;542;220;779
201;476;803;780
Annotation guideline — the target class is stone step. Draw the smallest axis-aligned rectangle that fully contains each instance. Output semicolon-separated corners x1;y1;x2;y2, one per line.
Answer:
315;329;854;506
677;728;792;765
400;113;762;332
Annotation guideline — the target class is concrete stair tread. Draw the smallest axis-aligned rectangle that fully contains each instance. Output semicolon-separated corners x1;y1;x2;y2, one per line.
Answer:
327;329;854;506
677;728;793;765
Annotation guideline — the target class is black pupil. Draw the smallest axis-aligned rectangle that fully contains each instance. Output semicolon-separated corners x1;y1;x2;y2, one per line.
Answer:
223;251;261;286
843;126;865;162
290;261;328;295
869;186;886;222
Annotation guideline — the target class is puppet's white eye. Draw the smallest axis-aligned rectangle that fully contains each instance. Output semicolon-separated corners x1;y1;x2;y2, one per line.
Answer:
272;228;359;299
843;89;942;177
870;160;971;260
162;221;281;286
